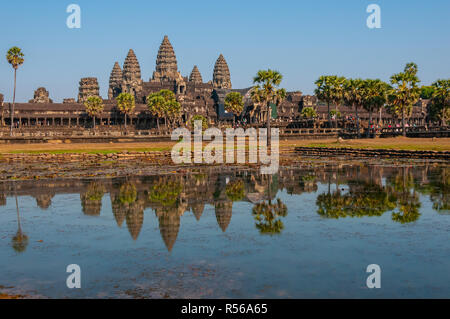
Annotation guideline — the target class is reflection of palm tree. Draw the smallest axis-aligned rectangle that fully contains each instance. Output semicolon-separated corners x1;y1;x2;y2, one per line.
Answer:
148;178;182;207
387;167;421;223
12;187;28;253
316;182;396;219
35;194;54;210
111;182;138;227
0;193;6;206
80;181;105;216
225;179;245;202
252;198;287;235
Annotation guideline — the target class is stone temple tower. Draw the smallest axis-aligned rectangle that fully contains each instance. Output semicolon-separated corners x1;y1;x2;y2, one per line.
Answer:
189;65;203;84
213;54;232;89
78;77;100;103
122;49;143;100
152;35;183;82
108;62;123;100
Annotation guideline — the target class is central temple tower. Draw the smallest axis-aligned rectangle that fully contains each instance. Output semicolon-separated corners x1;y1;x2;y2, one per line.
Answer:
152;35;183;83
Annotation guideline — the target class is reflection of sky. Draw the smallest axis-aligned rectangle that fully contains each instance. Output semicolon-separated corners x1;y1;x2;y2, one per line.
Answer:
0;171;449;298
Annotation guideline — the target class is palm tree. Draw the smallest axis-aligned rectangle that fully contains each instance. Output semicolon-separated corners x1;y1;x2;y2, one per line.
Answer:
6;47;24;136
251;69;286;146
83;96;104;129
330;76;346;128
224;92;244;126
362;79;390;137
147;89;181;129
389;62;421;136
116;92;135;129
315;75;336;128
343;78;364;138
429;79;450;127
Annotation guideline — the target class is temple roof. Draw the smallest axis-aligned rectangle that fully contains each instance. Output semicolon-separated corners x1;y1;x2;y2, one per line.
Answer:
109;62;123;88
153;35;179;82
189;65;203;83
123;49;141;81
213;54;232;89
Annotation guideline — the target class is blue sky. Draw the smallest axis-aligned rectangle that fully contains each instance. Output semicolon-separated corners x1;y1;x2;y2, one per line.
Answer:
0;0;449;102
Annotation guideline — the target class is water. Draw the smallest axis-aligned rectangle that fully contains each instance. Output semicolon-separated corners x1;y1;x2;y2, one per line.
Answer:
0;162;448;298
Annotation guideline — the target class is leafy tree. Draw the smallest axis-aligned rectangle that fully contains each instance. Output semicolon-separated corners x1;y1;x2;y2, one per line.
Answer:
330;76;346;128
148;177;182;208
83;96;104;128
362;79;390;137
388;62;421;136
190;114;208;131
330;110;341;119
6;47;24;136
224;92;244;125
428;79;450;126
251;69;286;145
147;89;181;129
343;78;364;138
116;92;135;129
420;85;435;99
315;75;335;127
118;182;137;205
301;106;317;119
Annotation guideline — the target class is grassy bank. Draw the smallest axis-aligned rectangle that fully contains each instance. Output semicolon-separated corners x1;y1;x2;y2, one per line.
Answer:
0;137;448;154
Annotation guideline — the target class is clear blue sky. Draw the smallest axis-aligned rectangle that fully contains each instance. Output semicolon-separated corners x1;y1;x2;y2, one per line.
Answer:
0;0;449;102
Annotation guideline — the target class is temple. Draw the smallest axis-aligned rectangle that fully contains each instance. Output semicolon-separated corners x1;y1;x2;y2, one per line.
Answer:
0;35;430;129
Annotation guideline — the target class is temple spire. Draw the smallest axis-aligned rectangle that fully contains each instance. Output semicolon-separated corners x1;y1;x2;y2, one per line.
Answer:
213;54;231;89
108;62;123;99
123;49;141;81
189;65;203;83
152;35;180;82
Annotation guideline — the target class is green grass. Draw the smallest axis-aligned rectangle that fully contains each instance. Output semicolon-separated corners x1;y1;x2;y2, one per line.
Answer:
4;147;172;155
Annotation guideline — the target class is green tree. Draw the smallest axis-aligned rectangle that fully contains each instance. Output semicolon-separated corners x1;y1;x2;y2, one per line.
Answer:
6;47;24;136
116;92;135;129
388;62;421;136
363;79;390;137
83;96;104;129
343;78;364;138
429;79;450;126
225;179;245;202
190;114;208;131
252;198;287;235
147;89;181;129
420;85;435;99
251;69;286;145
301;106;317;119
224;92;244;125
315;75;335;127
330;76;346;128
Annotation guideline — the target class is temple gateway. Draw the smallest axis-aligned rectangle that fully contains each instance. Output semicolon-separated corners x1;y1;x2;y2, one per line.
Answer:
0;35;428;129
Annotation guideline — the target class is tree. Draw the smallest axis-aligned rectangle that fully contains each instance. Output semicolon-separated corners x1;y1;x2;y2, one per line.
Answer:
83;96;104;129
225;179;245;202
147;89;181;129
362;79;390;137
116;92;135;129
224;92;244;126
343;78;364;138
301;106;317;119
252;198;287;235
429;79;450;126
251;69;286;146
330;76;346;128
315;75;336;128
190;114;208;131
6;47;24;136
388;62;421;136
12;188;28;253
420;85;435;99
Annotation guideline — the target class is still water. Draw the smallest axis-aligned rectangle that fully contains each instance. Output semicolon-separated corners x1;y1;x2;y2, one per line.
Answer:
0;162;448;298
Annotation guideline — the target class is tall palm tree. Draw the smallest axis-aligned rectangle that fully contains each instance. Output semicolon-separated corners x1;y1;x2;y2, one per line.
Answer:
224;92;244;126
116;92;135;129
430;79;450;127
251;69;286;146
389;62;421;136
315;75;336;128
363;79;390;137
343;78;364;138
6;47;24;136
83;96;104;129
330;76;346;128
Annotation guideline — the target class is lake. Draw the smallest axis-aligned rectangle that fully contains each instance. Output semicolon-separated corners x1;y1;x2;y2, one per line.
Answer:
0;161;448;298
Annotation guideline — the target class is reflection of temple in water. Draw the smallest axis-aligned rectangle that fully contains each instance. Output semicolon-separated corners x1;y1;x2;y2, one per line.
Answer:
1;163;448;250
